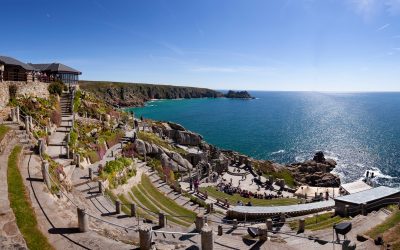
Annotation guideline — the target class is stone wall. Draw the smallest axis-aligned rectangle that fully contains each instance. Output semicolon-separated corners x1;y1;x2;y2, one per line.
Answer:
0;81;50;108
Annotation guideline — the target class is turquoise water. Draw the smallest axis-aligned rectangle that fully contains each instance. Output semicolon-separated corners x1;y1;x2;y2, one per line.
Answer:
129;92;400;186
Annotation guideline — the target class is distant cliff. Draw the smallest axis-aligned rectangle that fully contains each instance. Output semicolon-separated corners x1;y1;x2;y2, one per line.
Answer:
224;90;254;99
79;81;224;107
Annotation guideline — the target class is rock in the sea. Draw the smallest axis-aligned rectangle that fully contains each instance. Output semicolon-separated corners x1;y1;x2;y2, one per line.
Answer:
287;152;340;187
224;90;254;99
313;151;326;163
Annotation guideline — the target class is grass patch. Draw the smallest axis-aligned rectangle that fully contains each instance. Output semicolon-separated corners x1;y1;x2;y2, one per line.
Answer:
366;208;400;239
0;125;10;142
289;212;348;231
140;175;196;220
200;186;298;206
138;131;186;155
130;176;195;227
8;146;54;250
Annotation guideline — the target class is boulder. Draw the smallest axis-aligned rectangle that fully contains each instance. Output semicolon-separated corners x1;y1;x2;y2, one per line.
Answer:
313;151;326;163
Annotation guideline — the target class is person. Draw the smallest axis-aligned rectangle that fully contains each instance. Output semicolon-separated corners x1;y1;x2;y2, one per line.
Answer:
189;178;193;191
246;201;252;206
194;178;199;192
140;115;143;121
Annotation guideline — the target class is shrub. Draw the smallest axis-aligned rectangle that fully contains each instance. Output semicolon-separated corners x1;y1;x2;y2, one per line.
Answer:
50;110;61;126
48;81;64;96
9;84;18;100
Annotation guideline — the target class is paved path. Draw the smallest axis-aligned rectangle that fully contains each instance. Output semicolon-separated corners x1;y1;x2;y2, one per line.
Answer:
0;133;27;250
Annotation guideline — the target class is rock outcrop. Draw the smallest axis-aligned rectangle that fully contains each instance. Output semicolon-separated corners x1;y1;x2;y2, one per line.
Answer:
79;81;224;107
133;139;193;172
287;152;340;187
224;90;254;99
153;122;203;146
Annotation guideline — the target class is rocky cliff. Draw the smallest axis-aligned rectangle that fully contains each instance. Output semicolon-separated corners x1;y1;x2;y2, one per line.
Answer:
79;81;223;107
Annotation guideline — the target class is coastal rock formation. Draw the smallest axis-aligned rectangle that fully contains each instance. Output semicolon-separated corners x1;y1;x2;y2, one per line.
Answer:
224;90;254;99
153;122;203;146
287;152;340;187
79;81;223;107
133;139;193;172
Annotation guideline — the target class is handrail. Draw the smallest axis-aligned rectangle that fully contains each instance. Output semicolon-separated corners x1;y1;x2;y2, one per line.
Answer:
18;107;47;131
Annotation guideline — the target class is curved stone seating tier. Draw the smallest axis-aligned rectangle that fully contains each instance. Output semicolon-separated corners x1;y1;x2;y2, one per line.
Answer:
227;200;335;220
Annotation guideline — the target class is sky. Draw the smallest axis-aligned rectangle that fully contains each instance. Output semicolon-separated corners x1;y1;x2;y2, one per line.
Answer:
1;0;400;91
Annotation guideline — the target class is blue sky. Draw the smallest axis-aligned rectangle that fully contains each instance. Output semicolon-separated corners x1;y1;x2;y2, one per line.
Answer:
1;0;400;91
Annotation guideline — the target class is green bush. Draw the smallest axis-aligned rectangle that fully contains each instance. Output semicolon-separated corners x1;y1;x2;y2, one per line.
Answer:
48;81;64;96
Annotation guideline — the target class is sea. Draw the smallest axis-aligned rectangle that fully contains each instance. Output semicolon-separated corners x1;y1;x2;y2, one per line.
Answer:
128;91;400;187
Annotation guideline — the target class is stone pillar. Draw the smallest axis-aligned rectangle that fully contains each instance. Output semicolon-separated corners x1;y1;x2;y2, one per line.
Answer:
206;203;213;214
201;226;213;250
218;225;223;235
28;116;33;130
76;154;81;168
66;145;70;159
16;106;20;123
115;200;121;214
158;212;166;228
130;204;136;217
25;116;30;133
139;225;152;250
41;161;51;189
280;213;286;223
98;181;103;193
259;225;268;241
89;167;93;180
344;205;349;217
195;213;204;231
266;219;273;231
298;219;305;233
232;219;238;229
10;108;15;122
361;203;367;216
77;208;89;232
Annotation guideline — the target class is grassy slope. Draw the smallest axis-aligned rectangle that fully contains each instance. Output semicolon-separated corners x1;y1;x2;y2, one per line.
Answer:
366;206;400;246
140;175;196;222
7;146;54;250
0;125;10;142
288;212;348;231
200;186;298;206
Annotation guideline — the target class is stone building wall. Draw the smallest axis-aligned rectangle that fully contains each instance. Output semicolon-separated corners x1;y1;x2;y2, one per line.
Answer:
0;81;50;108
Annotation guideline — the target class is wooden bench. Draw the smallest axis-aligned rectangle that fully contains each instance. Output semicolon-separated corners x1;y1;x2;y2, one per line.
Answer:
197;190;208;199
216;198;230;208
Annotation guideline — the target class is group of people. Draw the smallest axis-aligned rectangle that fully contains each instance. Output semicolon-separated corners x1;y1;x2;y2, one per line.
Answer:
217;182;284;200
189;178;200;192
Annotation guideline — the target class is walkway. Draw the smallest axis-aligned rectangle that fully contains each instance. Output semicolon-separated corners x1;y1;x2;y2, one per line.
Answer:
0;130;27;250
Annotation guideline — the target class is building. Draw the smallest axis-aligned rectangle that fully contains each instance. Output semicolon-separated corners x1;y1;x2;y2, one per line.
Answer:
0;56;35;82
29;63;81;85
334;186;400;216
0;55;81;85
339;180;372;195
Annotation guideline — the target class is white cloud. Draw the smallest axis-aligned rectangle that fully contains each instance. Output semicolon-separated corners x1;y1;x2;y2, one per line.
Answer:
377;23;390;31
